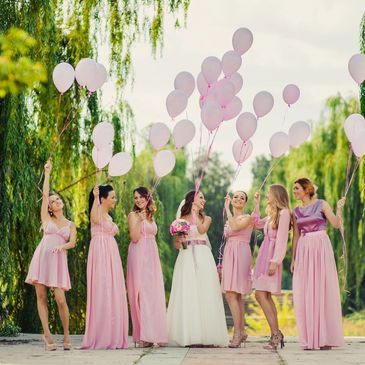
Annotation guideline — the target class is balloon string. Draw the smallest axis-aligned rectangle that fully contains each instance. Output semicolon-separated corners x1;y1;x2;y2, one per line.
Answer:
280;107;289;130
344;144;353;195
258;157;283;192
195;126;220;194
339;216;348;294
217;208;227;268
344;157;360;197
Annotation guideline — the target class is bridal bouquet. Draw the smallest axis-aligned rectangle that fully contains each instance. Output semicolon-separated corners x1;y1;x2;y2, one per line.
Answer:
170;219;190;249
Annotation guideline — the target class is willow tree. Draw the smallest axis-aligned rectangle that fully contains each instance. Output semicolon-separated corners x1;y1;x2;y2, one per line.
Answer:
0;0;190;335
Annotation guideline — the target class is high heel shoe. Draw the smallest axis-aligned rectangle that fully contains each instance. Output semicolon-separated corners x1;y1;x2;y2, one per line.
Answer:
263;330;284;350
241;330;248;348
228;333;243;348
136;340;153;348
42;335;57;351
63;342;72;350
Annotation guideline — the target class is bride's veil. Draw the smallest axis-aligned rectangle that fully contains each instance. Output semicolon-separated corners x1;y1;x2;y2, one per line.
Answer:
175;198;212;250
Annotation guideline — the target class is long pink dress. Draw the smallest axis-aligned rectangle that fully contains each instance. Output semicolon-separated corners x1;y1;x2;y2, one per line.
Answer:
221;217;253;295
252;209;290;294
81;219;129;349
293;200;344;350
25;220;71;290
127;217;168;344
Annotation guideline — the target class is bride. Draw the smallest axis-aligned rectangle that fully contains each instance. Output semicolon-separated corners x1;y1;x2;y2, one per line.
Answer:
167;190;228;347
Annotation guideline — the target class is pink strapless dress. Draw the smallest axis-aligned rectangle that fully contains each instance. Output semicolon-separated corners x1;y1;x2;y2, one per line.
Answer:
81;219;129;349
25;220;71;290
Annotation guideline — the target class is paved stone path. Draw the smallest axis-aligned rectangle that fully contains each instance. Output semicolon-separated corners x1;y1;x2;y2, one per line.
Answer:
0;334;364;365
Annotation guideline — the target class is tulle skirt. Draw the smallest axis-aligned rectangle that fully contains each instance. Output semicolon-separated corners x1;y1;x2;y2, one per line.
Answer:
167;244;228;347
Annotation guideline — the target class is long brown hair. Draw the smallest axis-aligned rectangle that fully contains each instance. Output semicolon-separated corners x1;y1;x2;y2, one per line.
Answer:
266;184;290;230
133;186;156;220
294;177;317;198
180;191;205;220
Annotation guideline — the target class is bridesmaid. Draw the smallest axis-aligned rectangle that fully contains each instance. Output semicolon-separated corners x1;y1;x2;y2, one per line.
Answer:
291;177;345;350
81;185;128;349
127;187;168;347
26;160;76;350
252;185;291;350
221;191;254;348
167;191;228;347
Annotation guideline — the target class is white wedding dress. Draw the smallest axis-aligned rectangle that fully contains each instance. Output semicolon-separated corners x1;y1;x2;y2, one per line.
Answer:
167;224;228;347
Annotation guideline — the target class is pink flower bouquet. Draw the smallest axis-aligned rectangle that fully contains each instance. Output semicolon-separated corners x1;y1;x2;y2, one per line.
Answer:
170;219;190;249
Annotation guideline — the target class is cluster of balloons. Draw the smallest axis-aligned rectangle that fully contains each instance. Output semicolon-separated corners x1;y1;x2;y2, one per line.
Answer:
92;122;132;176
52;58;108;94
344;113;365;158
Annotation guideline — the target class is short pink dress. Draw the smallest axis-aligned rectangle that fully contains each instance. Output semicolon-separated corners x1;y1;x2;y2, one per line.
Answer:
252;209;290;295
221;218;253;295
25;220;71;291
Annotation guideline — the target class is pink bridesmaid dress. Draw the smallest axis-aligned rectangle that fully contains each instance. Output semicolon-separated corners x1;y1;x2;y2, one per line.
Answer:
127;218;168;345
26;220;71;290
293;199;344;349
81;219;129;349
252;209;290;294
221;219;253;295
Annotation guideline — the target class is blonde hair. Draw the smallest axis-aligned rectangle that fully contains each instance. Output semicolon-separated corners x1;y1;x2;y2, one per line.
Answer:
266;184;290;230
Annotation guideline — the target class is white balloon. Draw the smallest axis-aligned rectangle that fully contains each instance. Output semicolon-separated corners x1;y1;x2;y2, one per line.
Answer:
201;56;222;84
348;54;365;85
166;89;188;118
253;90;274;118
288;121;311;147
92;122;115;149
87;63;108;92
269;132;290;158
108;152;133;176
52;62;75;93
232;27;254;55
236;112;257;141
174;71;195;97
149;123;171;150
201;101;223;131
344;113;365;143
352;129;365;158
197;72;209;96
173;119;196;148
221;50;242;77
92;145;113;169
223;96;242;121
153;150;176;177
75;58;98;87
228;72;243;94
232;139;253;164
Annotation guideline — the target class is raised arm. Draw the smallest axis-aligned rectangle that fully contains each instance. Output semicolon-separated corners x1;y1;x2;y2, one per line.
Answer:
291;215;300;273
90;185;102;225
251;191;267;229
322;198;346;229
195;213;212;234
224;194;252;231
128;211;146;243
270;209;291;265
41;160;52;225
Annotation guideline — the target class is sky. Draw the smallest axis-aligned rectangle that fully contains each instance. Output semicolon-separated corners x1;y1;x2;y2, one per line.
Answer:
102;0;364;190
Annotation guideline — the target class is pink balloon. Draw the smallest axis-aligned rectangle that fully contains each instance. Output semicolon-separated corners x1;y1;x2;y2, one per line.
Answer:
344;113;365;142
232;139;253;164
149;123;170;150
92;145;113;169
153;150;176;177
222;51;242;77
223;96;242;121
87;63;108;92
174;71;195;98
348;54;365;85
288;121;311;147
253;91;274;118
212;79;235;107
283;84;300;106
173;119;196;148
108;152;133;176
269;132;289;158
75;58;97;87
201;101;223;132
201;56;222;84
227;73;243;94
236;112;257;141
92;122;115;149
232;28;253;55
197;72;209;96
352;129;365;158
52;62;75;93
166;90;188;118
